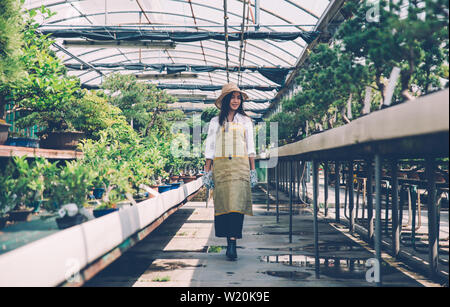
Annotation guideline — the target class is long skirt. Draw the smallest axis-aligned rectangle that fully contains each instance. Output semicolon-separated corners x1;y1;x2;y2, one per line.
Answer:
214;212;245;239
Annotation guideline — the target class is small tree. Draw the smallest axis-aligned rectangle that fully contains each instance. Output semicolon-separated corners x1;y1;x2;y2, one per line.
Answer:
0;0;24;122
13;8;84;133
101;73;183;137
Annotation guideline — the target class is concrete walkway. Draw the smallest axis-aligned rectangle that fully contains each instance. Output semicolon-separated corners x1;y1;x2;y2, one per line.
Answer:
84;186;441;287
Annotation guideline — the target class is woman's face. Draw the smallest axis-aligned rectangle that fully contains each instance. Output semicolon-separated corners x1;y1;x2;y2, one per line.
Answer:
229;91;242;111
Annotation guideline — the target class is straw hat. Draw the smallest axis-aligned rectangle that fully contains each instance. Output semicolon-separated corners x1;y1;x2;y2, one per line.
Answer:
215;83;249;109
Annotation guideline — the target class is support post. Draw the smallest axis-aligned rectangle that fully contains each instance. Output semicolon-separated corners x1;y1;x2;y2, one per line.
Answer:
324;161;329;216
312;160;320;279
335;161;340;223
375;154;383;286
425;157;438;278
267;167;270;212
289;160;293;243
391;160;400;257
349;160;355;234
276;162;279;224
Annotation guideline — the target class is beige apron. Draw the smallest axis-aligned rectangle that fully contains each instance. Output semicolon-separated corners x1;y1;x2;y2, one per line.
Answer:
213;122;252;216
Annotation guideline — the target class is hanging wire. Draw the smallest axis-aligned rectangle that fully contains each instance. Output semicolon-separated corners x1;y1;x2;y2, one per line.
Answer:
237;0;248;86
224;0;230;83
188;0;213;84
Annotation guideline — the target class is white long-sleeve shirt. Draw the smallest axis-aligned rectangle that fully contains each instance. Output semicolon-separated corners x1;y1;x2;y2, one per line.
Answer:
204;113;256;160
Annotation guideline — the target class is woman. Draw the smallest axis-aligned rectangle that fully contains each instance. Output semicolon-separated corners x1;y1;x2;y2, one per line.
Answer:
203;83;258;261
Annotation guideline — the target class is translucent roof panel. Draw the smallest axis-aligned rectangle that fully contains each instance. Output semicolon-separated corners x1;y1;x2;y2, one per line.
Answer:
23;0;333;108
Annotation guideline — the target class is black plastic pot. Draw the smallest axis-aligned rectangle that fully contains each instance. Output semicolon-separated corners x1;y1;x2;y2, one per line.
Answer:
55;214;87;230
0;217;7;229
38;131;85;150
93;208;118;218
8;210;33;222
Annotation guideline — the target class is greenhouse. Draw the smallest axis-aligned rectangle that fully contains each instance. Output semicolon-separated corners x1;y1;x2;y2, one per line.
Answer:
0;0;448;292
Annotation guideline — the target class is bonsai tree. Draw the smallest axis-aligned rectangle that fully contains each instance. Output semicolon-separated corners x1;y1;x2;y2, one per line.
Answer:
48;160;97;211
12;8;84;134
0;160;18;217
0;0;24;123
70;90;125;140
101;73;183;137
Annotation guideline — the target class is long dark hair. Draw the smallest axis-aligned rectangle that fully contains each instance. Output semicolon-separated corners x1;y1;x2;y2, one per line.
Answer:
218;92;248;126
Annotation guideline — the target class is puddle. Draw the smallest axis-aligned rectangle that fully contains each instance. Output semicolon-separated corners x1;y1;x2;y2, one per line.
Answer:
260;254;397;280
264;231;314;236
145;261;206;272
261;270;312;280
302;243;366;253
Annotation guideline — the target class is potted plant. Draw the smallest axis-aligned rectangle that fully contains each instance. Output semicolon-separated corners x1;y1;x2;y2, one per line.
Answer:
5;156;48;222
12;9;85;150
47;161;96;229
0;159;18;228
0;0;24;146
92;191;119;218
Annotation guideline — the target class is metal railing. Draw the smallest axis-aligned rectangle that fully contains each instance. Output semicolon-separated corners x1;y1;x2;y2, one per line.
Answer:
259;89;449;285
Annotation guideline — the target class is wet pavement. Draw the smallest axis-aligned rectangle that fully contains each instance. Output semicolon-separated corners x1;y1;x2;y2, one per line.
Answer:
84;185;442;287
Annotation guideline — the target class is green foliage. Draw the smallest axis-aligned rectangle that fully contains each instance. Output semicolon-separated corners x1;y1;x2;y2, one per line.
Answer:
0;0;25;120
71;90;126;140
101;73;183;137
48;160;97;208
338;0;449;96
268;1;449;145
12;8;84;133
0;160;18;216
201;107;219;123
0;156;59;215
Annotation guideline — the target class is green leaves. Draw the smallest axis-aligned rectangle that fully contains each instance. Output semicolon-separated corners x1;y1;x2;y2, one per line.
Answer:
10;7;83;132
268;0;448;145
0;0;25;119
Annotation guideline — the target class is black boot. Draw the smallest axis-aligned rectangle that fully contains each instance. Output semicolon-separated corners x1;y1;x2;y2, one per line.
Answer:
226;237;232;258
227;239;237;261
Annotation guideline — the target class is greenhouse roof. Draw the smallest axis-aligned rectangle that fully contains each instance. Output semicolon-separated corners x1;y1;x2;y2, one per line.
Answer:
24;0;339;115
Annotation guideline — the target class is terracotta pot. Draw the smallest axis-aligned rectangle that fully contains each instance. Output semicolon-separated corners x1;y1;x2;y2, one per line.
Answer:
0;122;11;145
39;131;85;150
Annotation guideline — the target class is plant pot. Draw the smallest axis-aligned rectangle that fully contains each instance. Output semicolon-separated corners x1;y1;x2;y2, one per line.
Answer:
169;182;182;190
92;188;105;199
181;176;196;183
8;209;33;222
93;208;119;218
55;214;87;230
0;216;8;229
4;137;39;148
170;176;180;182
38;131;85;150
0;122;11;145
158;185;172;193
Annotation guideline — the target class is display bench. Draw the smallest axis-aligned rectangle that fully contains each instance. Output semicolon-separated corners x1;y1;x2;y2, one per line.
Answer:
0;145;83;160
0;178;204;287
